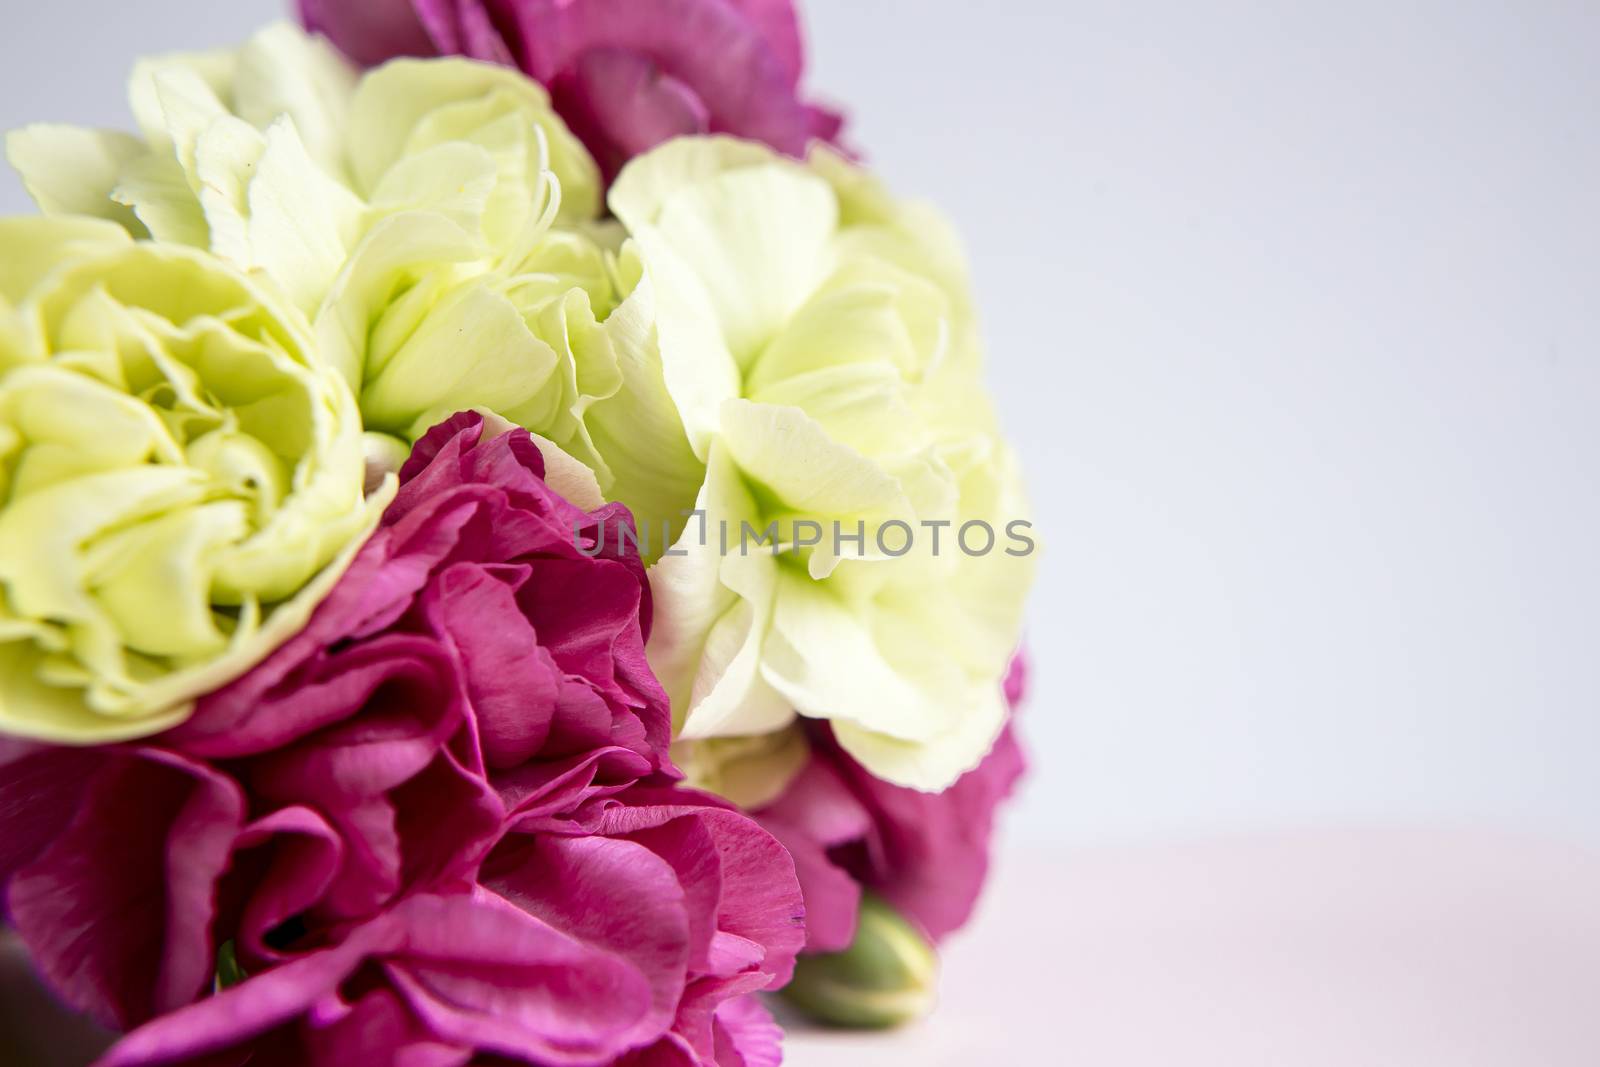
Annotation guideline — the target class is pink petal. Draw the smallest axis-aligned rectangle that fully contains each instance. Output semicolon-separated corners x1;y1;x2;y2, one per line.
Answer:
712;994;783;1067
752;759;873;951
95;923;394;1067
551;48;710;178
518;0;816;153
229;806;344;964
725;0;804;86
596;794;805;986
387;890;660;1061
411;0;517;63
425;562;558;767
0;746;101;883
9;750;244;1030
747;816;861;953
301;0;438;65
485;834;692;1046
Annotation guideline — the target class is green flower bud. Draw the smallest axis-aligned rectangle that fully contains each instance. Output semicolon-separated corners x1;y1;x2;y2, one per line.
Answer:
781;893;940;1029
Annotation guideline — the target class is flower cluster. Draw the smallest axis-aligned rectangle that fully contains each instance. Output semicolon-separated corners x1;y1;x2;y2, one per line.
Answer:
2;414;801;1064
0;3;1035;1061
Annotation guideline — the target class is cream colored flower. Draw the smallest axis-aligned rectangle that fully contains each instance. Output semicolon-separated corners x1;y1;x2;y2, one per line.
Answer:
0;217;382;742
614;138;1035;790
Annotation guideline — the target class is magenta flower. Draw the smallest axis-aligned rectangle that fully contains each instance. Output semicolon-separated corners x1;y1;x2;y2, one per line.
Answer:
0;415;801;1065
95;787;799;1066
757;657;1029;951
300;0;845;179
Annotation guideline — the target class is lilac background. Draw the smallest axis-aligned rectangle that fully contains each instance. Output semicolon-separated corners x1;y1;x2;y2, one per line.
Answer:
784;829;1600;1065
808;0;1600;848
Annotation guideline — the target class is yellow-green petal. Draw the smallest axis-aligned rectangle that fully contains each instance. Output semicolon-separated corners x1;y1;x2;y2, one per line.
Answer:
0;218;380;743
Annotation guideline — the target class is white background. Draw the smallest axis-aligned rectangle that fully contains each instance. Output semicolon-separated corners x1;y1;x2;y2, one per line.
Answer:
4;0;1596;849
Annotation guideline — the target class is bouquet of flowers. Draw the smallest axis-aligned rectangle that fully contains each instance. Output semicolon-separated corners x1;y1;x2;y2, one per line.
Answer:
0;2;1035;1063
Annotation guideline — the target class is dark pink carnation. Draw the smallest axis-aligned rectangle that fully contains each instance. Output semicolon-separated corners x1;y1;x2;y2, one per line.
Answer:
97;786;799;1067
300;0;845;180
0;415;800;1066
757;656;1029;951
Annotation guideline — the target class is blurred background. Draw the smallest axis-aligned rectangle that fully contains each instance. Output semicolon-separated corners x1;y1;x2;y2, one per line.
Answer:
805;0;1600;850
3;2;1597;1063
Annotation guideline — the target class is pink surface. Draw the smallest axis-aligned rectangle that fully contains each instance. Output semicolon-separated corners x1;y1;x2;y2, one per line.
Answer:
785;829;1600;1066
5;828;1598;1065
